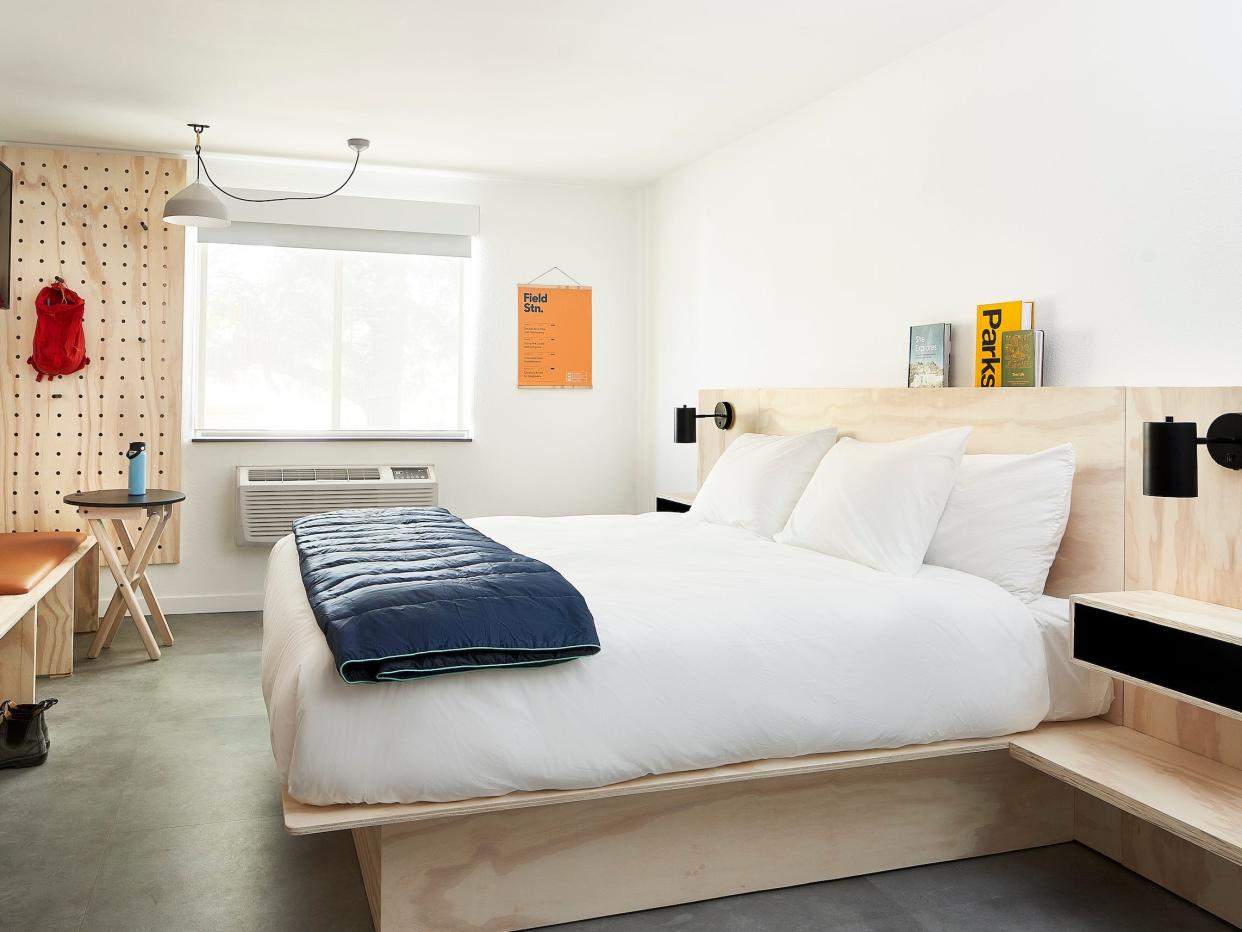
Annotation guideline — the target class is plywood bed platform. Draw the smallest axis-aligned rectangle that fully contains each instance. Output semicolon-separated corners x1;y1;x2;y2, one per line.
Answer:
269;386;1242;930
274;386;1135;931
283;728;1078;931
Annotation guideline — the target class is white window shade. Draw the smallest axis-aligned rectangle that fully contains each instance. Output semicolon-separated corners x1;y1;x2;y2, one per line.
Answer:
197;191;478;257
199;222;470;256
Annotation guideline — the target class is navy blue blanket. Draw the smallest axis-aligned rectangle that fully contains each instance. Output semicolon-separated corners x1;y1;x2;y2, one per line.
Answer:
293;508;600;684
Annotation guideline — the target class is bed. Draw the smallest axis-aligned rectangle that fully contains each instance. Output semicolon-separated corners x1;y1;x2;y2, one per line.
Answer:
264;513;1109;806
264;386;1130;931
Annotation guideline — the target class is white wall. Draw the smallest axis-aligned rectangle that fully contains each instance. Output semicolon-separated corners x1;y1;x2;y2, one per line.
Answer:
641;0;1242;501
140;157;641;612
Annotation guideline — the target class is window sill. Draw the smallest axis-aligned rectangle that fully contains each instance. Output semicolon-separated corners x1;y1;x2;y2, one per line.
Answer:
191;430;472;442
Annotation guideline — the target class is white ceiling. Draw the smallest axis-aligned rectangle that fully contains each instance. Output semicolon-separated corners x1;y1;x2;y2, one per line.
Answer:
0;0;1001;184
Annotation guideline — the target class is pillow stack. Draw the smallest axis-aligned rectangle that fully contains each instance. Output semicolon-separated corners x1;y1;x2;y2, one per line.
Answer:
775;428;972;577
689;429;838;538
689;427;1076;602
924;444;1075;602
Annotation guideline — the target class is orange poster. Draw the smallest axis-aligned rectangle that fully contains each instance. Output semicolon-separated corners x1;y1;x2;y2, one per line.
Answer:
517;284;592;388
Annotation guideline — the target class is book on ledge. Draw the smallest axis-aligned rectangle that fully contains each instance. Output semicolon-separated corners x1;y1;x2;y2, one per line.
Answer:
908;323;951;388
1001;329;1044;386
975;300;1034;386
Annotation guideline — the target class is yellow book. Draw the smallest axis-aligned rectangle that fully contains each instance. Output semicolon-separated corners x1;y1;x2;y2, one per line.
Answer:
975;300;1034;387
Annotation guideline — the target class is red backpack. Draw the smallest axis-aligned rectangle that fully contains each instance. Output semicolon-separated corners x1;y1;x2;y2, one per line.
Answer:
28;280;89;381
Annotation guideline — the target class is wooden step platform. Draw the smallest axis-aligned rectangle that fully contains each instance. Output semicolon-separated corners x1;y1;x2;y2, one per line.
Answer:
1010;719;1242;867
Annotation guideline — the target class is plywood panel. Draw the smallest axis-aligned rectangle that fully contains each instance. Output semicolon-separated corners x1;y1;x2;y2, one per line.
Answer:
0;145;184;564
1126;387;1242;608
1122;387;1242;761
698;386;1126;597
0;605;37;704
1076;792;1242;928
73;540;99;633
34;571;73;676
352;827;382;931
1123;682;1242;771
376;750;1072;932
1010;719;1242;867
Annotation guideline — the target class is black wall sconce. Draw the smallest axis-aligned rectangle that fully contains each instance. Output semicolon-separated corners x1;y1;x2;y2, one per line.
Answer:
675;402;735;443
1143;413;1242;497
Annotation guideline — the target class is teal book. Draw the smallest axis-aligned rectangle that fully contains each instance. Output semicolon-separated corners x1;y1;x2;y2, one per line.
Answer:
908;323;950;388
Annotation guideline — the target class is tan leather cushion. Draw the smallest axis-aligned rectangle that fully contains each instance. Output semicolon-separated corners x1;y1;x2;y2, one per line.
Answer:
0;532;88;596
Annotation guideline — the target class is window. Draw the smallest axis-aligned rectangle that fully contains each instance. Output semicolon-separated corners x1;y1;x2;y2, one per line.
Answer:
194;242;467;439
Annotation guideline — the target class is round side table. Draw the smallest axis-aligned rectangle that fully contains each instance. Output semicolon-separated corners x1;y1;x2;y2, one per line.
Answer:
63;489;186;661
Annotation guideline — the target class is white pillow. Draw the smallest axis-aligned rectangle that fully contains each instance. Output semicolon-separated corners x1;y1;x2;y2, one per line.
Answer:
689;429;838;538
925;444;1075;602
775;427;971;576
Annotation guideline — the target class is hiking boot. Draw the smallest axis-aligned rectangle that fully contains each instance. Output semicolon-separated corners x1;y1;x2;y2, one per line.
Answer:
0;698;57;769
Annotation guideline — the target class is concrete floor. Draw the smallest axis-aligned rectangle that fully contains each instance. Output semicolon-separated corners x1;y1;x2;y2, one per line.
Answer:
0;613;1233;932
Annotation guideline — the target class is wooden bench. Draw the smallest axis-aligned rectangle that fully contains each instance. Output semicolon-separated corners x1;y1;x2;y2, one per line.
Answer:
0;534;98;703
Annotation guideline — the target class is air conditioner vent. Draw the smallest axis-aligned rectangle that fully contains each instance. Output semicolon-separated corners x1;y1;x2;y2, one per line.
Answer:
247;466;382;482
235;465;437;545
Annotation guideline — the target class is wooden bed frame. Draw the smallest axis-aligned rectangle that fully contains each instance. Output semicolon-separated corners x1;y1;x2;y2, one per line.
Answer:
278;387;1240;931
288;737;1074;930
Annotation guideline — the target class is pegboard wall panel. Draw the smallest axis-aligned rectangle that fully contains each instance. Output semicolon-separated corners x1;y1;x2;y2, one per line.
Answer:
0;145;185;563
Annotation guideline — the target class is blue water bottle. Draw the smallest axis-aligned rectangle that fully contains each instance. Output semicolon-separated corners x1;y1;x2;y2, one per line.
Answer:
126;441;147;496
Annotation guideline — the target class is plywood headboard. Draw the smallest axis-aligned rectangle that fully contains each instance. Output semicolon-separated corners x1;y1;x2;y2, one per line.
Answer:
697;387;1127;598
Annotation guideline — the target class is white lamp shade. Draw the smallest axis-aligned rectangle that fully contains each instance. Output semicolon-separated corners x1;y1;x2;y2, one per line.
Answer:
162;181;230;227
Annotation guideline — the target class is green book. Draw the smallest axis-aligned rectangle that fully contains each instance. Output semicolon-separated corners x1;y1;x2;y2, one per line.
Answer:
1001;330;1043;386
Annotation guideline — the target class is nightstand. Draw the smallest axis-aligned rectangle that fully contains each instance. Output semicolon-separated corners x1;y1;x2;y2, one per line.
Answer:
1005;590;1242;880
655;492;695;513
1070;590;1242;721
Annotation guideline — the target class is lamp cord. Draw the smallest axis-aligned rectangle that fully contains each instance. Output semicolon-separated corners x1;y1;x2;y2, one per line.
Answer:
194;146;362;204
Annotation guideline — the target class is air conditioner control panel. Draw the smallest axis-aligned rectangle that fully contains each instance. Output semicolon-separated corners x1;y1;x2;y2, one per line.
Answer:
391;466;432;480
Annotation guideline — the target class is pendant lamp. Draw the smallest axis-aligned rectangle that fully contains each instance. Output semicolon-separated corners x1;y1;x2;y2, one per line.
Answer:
163;123;370;228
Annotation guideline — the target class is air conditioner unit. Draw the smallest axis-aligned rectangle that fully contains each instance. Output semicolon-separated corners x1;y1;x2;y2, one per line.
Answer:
236;465;438;545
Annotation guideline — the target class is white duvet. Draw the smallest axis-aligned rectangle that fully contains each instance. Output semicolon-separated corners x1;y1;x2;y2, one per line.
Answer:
262;513;1106;805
